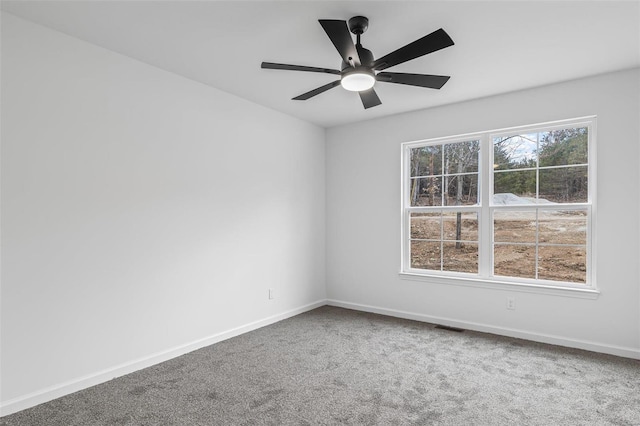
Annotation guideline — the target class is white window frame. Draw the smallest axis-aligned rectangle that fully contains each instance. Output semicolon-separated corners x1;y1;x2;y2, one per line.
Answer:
400;117;598;297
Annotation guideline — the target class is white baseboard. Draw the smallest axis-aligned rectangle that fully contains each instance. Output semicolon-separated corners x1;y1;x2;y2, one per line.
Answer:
0;299;326;417
327;299;640;360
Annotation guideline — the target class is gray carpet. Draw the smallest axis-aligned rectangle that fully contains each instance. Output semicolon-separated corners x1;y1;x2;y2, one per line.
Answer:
2;306;639;425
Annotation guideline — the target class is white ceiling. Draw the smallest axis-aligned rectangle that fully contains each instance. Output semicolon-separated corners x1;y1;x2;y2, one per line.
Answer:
2;1;639;128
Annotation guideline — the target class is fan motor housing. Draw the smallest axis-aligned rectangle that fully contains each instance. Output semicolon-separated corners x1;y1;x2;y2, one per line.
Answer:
356;46;374;67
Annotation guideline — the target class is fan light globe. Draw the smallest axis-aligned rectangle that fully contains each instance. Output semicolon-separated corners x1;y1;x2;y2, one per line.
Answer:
341;70;375;92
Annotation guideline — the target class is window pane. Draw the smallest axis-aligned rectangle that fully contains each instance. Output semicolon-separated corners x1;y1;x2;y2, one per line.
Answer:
493;244;536;279
444;140;480;174
494;170;536;201
494;210;536;243
444;175;478;206
410;145;442;177
410;213;441;240
493;133;537;170
538;210;587;244
443;242;478;273
443;212;478;241
411;241;441;270
539;166;588;203
538;246;586;283
539;128;588;167
410;177;442;206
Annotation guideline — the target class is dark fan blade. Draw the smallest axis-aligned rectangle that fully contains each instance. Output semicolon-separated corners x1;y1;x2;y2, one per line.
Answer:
319;20;360;66
373;28;454;71
358;88;382;109
292;80;341;100
376;72;450;89
261;62;340;75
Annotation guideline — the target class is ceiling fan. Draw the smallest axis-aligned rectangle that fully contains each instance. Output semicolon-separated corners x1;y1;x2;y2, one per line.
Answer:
261;16;454;109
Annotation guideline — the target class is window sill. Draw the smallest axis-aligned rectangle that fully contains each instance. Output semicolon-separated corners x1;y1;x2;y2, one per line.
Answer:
399;272;600;299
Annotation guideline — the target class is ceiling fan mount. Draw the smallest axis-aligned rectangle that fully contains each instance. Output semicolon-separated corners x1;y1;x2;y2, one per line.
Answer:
348;16;369;35
261;16;454;109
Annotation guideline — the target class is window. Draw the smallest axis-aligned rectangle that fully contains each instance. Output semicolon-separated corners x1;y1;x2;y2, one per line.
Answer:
401;117;595;290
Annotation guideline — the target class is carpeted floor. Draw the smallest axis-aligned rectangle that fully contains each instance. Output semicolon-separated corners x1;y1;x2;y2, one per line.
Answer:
2;306;639;425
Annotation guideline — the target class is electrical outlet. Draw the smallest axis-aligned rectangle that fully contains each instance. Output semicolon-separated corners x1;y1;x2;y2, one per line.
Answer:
506;297;516;310
268;288;274;300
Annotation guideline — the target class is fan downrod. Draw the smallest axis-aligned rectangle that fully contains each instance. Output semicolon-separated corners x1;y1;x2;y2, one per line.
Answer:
348;16;369;35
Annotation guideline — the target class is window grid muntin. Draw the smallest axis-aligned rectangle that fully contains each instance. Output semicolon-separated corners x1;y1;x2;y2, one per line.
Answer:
490;204;589;283
408;207;480;274
408;138;480;208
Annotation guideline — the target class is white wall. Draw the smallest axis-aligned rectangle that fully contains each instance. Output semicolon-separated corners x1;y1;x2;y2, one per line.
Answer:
326;68;640;358
1;13;326;412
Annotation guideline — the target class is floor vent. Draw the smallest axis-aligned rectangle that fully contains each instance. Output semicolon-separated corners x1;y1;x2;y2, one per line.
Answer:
434;324;465;333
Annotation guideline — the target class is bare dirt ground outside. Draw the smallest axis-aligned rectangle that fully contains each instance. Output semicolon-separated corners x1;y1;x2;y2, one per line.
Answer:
410;210;587;283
